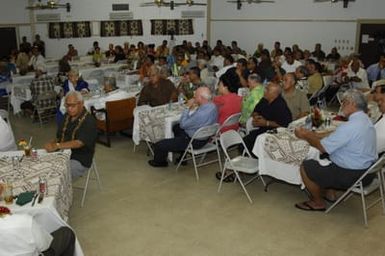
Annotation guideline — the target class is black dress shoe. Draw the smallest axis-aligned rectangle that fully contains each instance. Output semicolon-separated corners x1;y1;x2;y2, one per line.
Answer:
148;160;168;167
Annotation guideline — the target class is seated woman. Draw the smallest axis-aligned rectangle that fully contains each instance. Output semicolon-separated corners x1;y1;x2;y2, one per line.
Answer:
63;69;89;96
213;68;242;132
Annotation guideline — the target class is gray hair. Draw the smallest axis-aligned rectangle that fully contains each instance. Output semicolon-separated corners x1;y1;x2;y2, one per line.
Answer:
65;90;83;102
296;65;308;77
248;73;261;83
199;86;212;101
342;89;368;112
104;76;117;90
68;69;79;77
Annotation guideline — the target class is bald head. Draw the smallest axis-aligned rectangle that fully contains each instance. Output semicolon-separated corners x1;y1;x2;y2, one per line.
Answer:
264;82;281;102
195;86;212;105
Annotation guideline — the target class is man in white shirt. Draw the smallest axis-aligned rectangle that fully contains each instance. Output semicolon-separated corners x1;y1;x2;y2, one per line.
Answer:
28;46;46;71
281;52;302;73
93;76;132;120
0;214;75;256
347;58;369;91
0;115;16;152
209;49;225;70
374;84;385;154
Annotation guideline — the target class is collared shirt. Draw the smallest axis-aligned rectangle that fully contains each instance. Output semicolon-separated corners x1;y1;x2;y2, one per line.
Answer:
0;214;53;256
57;109;97;168
296;78;309;94
138;78;177;107
321;111;377;170
282;89;310;120
366;63;385;83
0;116;16;152
253;95;292;132
179;102;218;137
375;114;385;154
28;54;45;71
30;75;56;108
347;67;369;89
240;85;264;125
281;60;302;73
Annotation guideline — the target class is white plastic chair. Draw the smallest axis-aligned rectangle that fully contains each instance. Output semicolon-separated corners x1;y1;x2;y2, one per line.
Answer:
176;123;220;181
218;130;266;204
80;159;102;207
325;154;385;227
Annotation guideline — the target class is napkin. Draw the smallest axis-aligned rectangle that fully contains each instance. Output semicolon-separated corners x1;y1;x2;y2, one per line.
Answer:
16;191;35;206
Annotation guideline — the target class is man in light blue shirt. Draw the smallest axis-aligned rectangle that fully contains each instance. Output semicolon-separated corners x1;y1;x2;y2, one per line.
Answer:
294;89;377;211
149;86;218;167
367;54;385;86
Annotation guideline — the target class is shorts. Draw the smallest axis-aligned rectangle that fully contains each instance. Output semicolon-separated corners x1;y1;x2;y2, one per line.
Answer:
303;159;373;190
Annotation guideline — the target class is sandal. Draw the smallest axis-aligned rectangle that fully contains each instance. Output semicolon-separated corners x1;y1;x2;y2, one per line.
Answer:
215;171;235;183
295;201;326;212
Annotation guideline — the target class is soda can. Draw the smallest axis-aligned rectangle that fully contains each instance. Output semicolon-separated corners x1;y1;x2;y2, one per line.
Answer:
31;148;38;160
39;177;46;195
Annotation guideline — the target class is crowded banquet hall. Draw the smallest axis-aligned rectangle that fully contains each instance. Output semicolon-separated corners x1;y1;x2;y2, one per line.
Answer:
1;0;385;255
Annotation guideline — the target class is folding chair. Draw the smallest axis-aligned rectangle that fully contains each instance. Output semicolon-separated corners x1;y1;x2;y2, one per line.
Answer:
33;91;57;127
176;123;220;181
77;159;102;207
325;155;385;227
217;130;265;203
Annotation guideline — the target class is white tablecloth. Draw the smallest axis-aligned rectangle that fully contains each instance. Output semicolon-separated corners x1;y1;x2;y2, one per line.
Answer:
7;197;84;256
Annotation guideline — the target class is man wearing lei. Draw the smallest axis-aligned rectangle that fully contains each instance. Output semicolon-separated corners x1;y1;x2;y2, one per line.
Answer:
44;91;97;180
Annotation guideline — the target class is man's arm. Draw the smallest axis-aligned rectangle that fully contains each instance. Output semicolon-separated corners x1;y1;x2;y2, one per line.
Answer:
295;127;326;153
44;140;84;152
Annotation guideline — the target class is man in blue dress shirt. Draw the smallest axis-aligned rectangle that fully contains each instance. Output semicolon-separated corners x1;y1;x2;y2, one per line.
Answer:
294;89;377;211
367;54;385;86
149;86;218;167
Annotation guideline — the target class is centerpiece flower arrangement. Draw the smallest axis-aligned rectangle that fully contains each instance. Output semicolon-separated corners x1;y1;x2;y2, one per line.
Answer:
311;107;324;128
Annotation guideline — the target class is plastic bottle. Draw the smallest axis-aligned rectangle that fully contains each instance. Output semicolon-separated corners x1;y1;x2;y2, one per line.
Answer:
178;93;185;105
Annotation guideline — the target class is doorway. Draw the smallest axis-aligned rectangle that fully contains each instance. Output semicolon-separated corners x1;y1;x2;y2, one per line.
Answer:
357;20;385;67
0;27;17;59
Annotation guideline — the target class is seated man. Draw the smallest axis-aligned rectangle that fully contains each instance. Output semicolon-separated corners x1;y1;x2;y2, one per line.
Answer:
306;60;323;97
21;65;55;115
295;65;309;94
374;84;385;154
243;82;292;155
148;87;218;167
177;66;204;100
0;213;75;256
281;52;302;73
45;91;97;180
92;76;132;121
28;46;45;71
239;73;264;126
347;58;370;91
366;53;385;86
294;89;377;211
0;115;16;152
282;73;310;120
137;65;177;107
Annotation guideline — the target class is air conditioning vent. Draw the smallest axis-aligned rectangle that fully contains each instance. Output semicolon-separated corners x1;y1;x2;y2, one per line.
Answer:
109;12;133;20
112;4;129;11
35;13;61;22
181;10;205;18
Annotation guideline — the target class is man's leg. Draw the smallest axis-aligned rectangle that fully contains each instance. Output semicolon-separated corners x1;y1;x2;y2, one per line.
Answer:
151;136;190;165
242;129;263;157
298;164;326;209
70;160;88;181
42;227;75;256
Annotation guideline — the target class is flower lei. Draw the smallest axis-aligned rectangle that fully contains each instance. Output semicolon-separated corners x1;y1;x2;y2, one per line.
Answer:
60;111;88;142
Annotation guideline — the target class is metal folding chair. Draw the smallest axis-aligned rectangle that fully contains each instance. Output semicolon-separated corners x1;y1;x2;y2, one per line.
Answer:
325;155;385;227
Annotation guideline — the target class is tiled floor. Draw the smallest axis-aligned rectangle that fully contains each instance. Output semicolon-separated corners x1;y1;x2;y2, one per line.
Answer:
11;114;385;256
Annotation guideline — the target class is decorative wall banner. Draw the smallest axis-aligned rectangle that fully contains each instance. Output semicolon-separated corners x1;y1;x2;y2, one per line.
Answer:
49;22;91;38
151;19;193;35
100;20;143;37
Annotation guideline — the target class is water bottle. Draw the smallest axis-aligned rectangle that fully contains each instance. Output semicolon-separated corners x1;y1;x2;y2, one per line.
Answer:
305;115;312;130
178;93;185;105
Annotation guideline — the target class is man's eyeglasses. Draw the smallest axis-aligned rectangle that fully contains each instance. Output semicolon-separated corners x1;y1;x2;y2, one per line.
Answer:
64;102;80;108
